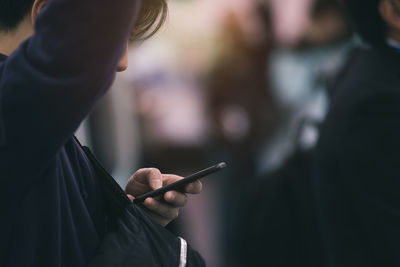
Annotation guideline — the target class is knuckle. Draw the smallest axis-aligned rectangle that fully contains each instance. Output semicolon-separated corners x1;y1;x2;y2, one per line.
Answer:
196;180;203;191
166;209;178;219
169;191;177;200
149;168;162;177
182;195;188;206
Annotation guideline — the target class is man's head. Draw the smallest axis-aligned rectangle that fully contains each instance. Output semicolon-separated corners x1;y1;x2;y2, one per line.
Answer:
342;0;400;46
0;0;167;70
0;0;167;36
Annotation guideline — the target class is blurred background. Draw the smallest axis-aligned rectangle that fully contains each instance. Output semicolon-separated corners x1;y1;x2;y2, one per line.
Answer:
76;0;354;266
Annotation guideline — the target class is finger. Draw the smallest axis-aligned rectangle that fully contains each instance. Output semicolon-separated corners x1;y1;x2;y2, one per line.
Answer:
162;174;184;185
144;198;180;220
162;175;202;194
163;190;188;207
127;194;135;202
130;168;163;190
184;180;203;194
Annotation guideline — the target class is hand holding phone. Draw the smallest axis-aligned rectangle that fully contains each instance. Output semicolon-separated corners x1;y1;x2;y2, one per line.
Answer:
133;162;227;204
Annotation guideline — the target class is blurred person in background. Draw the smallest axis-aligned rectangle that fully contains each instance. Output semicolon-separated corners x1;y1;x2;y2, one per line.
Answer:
208;3;279;180
205;2;280;264
236;0;400;266
0;0;204;266
311;0;400;265
259;0;353;174
231;0;354;266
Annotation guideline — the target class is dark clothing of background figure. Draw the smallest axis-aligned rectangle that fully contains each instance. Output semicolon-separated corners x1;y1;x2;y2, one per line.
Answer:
0;0;140;265
236;149;322;267
313;45;400;267
236;45;400;267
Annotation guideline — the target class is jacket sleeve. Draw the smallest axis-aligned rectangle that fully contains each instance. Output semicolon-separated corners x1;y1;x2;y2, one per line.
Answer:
0;0;141;180
87;205;206;267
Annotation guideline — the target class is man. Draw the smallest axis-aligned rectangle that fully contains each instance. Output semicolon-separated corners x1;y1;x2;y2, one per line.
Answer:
237;0;400;266
312;0;400;266
0;0;202;266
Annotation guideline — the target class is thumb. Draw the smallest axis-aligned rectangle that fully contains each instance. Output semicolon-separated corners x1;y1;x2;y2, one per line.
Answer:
132;168;163;190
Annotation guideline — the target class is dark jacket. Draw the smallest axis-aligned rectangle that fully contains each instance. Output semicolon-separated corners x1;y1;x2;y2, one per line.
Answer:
0;0;140;266
313;45;400;267
236;45;400;267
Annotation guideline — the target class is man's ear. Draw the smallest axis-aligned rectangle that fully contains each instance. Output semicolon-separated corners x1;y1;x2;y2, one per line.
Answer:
379;0;400;31
31;0;48;25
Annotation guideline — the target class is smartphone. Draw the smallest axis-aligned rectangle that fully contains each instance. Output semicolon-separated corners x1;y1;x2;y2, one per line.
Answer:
133;162;227;204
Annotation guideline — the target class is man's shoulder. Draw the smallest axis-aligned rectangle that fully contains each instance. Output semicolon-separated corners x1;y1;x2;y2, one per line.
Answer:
330;46;400;108
349;45;400;86
319;46;400;143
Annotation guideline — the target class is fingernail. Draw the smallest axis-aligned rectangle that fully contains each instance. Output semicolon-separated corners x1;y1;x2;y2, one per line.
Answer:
166;191;175;200
151;179;162;189
144;198;153;206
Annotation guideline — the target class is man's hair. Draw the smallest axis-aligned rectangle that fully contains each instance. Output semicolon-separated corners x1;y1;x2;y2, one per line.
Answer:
132;0;168;41
0;0;35;31
340;0;386;46
0;0;168;40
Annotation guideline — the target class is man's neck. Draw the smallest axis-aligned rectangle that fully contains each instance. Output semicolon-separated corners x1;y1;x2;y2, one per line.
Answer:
0;19;33;56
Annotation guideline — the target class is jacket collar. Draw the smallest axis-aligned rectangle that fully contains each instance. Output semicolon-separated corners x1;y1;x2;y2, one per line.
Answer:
0;54;7;62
